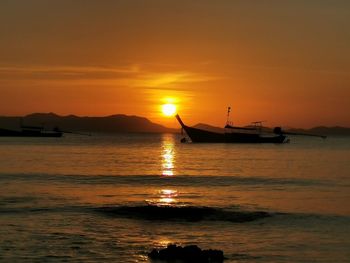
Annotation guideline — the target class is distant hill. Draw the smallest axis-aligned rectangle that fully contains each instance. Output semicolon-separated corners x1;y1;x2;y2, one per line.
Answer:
1;114;349;136
0;113;176;133
288;126;350;136
193;123;350;136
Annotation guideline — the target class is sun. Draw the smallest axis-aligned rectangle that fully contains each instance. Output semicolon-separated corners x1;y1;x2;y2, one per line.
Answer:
162;103;177;116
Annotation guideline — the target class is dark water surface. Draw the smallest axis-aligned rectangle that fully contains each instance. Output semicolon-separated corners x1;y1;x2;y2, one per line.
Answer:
0;134;349;262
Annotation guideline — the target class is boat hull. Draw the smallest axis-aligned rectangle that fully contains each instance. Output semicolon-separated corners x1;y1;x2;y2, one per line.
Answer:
182;126;226;143
0;128;63;137
183;126;285;143
224;132;286;143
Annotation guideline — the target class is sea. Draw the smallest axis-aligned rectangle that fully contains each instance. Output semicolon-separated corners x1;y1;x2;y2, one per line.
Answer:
0;133;349;262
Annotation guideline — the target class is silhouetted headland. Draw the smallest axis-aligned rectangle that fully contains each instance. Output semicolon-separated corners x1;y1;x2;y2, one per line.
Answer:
0;113;176;134
0;113;348;136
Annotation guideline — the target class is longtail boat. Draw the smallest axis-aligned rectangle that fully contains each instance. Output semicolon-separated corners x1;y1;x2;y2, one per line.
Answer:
176;114;286;143
175;107;326;143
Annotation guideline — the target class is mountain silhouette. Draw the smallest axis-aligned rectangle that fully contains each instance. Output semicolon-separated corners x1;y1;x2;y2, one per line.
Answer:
0;113;176;133
0;113;349;135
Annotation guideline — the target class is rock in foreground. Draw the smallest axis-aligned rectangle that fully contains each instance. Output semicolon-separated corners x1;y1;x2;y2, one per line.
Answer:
148;244;225;262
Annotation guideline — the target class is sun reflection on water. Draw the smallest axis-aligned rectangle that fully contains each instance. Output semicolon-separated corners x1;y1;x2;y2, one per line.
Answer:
145;188;179;206
161;135;175;177
159;189;178;205
153;237;174;249
144;135;181;206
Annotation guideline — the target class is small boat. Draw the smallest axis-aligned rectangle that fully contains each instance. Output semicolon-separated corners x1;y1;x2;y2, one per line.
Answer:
0;125;63;137
176;114;286;143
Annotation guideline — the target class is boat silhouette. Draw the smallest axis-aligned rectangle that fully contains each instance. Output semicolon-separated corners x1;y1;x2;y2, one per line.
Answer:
0;125;63;137
176;114;286;143
175;107;326;143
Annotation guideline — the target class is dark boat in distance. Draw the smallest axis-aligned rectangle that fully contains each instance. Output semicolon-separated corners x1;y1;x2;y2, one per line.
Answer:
0;125;63;137
176;114;286;143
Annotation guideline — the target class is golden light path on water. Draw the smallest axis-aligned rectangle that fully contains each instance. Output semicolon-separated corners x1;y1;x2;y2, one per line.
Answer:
158;189;178;205
144;134;178;206
153;136;178;246
158;135;178;205
161;135;175;177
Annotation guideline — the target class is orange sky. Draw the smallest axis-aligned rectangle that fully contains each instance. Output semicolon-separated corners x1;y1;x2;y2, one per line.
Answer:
0;0;349;128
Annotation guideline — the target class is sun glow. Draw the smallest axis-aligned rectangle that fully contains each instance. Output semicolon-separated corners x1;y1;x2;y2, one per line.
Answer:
162;103;177;116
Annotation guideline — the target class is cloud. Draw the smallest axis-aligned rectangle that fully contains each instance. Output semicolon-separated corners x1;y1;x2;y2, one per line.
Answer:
0;64;218;90
0;65;140;79
131;72;218;89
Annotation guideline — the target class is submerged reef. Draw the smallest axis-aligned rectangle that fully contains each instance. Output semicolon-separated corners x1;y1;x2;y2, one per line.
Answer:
96;205;271;222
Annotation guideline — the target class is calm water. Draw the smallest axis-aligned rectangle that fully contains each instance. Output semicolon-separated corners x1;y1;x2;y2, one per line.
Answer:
0;134;349;262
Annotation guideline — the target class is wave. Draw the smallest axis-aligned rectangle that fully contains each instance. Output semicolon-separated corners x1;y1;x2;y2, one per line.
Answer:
1;202;349;226
94;205;272;223
0;202;272;223
0;172;332;187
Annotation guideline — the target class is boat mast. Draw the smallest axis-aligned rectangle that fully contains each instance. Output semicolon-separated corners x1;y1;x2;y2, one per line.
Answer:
226;106;231;125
